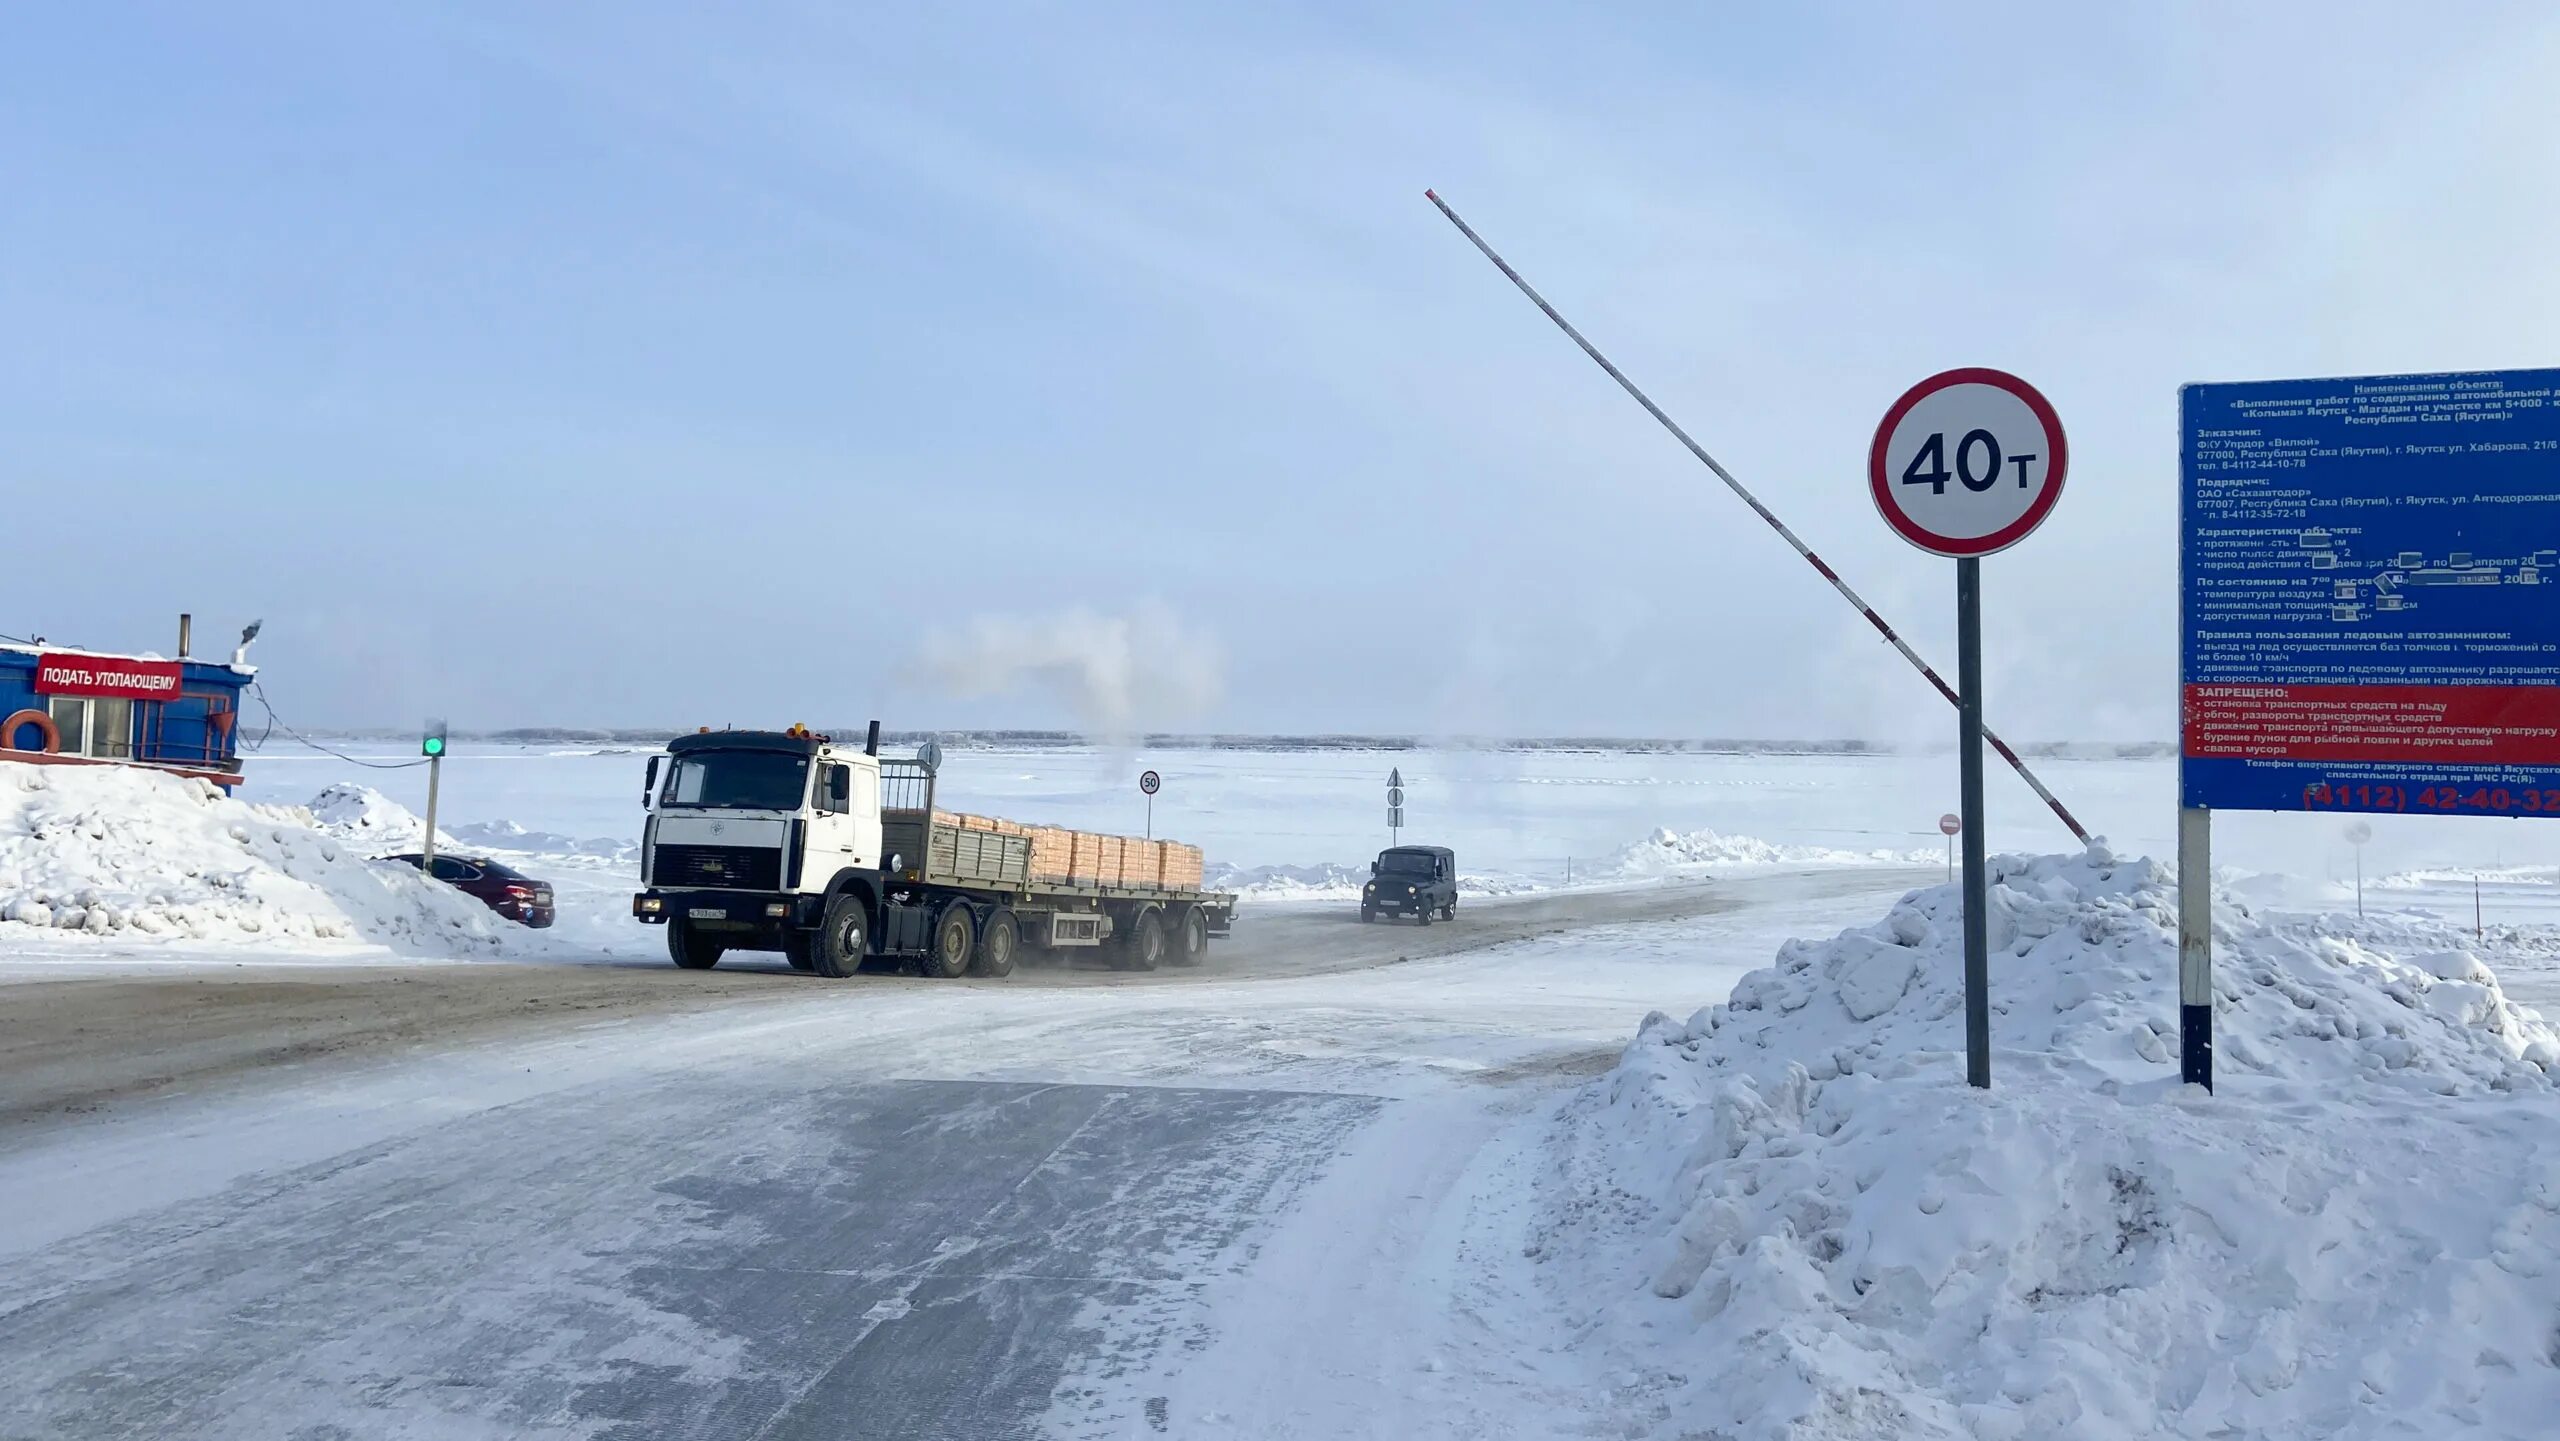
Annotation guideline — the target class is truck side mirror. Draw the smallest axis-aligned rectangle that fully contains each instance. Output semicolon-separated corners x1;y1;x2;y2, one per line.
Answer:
1370;860;1380;875
643;756;660;808
826;767;851;813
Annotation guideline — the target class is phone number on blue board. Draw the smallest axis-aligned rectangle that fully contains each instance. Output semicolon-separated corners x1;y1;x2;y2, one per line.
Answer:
2303;783;2560;814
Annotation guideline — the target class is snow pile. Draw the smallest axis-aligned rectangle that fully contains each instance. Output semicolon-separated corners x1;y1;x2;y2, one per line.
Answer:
1604;825;1930;877
1536;845;2560;1439
448;819;636;865
305;782;448;852
0;762;522;952
307;790;635;869
1205;861;1370;899
2375;863;2557;889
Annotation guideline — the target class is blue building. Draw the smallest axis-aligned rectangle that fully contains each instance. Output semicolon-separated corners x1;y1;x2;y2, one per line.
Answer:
0;622;254;788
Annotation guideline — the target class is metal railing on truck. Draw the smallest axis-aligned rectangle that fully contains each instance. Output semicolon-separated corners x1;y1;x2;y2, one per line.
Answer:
879;757;937;815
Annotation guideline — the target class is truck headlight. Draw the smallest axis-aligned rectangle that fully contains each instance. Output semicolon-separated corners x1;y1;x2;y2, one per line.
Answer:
765;902;790;917
638;896;664;913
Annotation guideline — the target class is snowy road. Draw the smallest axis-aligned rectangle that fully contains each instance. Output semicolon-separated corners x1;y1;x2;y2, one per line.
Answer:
0;869;1926;1439
1;873;1812;1131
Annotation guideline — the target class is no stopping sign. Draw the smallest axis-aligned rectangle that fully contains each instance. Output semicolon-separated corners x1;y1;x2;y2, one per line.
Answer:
1870;368;2067;557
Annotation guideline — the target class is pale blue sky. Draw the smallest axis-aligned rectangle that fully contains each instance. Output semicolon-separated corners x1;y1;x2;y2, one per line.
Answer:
8;3;2557;738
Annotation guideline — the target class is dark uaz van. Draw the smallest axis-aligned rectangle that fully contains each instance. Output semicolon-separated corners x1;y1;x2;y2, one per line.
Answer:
1362;845;1455;924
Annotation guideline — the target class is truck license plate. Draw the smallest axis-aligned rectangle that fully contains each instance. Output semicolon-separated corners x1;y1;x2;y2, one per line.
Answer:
688;907;726;920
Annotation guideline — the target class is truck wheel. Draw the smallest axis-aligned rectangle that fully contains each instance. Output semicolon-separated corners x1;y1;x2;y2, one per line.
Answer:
814;894;869;979
974;909;1019;977
781;931;817;972
1167;905;1207;965
926;904;976;979
1415;905;1433;927
1116;908;1164;971
1360;906;1375;923
1442;901;1457;921
668;921;724;970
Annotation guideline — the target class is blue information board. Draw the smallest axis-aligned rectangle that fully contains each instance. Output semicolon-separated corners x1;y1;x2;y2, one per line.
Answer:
2182;368;2560;815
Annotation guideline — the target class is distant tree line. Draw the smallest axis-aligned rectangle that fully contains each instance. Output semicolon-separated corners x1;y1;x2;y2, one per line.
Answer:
314;726;2173;759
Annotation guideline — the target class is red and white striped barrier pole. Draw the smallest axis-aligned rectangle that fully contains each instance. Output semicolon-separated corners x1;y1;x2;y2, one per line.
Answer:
1424;189;2091;846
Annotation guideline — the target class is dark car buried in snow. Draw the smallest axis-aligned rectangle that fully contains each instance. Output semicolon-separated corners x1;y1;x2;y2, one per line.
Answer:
1362;845;1456;924
385;853;557;928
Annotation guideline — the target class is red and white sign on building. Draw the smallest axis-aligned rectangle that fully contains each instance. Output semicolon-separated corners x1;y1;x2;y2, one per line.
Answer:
34;653;184;701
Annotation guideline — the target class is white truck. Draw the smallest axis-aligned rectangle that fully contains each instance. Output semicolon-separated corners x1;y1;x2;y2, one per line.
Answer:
631;723;1236;978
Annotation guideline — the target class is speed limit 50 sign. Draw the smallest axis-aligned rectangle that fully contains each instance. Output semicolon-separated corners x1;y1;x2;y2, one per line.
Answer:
1869;368;2068;557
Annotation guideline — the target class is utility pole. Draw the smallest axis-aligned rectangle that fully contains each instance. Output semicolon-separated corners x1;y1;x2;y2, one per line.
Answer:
420;720;448;869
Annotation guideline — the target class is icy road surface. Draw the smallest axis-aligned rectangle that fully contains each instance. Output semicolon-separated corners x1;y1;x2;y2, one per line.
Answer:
0;869;1924;1439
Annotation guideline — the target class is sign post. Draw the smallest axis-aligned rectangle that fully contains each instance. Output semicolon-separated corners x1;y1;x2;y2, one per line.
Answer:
1387;767;1406;846
2181;366;2560;1091
1872;368;2069;1091
1139;769;1160;838
420;720;448;870
1939;812;1962;881
2343;820;2373;919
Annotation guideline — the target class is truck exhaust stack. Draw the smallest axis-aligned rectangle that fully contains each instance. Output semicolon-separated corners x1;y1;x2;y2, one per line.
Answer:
865;720;880;756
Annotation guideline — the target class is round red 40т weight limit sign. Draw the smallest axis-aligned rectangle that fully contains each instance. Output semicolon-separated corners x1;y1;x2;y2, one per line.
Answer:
1869;368;2068;557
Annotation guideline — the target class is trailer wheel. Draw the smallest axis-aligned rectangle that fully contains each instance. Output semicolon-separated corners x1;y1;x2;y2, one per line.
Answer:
667;921;724;970
1115;907;1165;971
974;909;1019;977
781;931;817;972
925;904;976;979
1166;905;1207;965
814;894;869;979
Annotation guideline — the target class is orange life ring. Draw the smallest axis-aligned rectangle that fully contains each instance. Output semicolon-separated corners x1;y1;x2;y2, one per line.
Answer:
1;709;61;754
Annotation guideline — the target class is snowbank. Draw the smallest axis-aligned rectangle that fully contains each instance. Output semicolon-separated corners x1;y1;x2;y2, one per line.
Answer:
306;781;450;851
1538;845;2560;1439
0;763;523;954
448;818;636;864
1203;860;1543;902
1604;825;1931;876
1206;826;1924;902
309;785;636;868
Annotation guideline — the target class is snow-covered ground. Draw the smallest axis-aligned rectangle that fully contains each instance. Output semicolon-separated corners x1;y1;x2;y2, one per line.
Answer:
0;764;532;956
7;734;2560;1436
4;743;1994;966
228;738;2560;920
1500;847;2560;1439
1036;848;2560;1440
11;842;2552;1438
13;736;2560;971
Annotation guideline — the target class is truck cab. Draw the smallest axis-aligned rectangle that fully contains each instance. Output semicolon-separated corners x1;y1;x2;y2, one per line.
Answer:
637;728;884;973
1363;845;1456;925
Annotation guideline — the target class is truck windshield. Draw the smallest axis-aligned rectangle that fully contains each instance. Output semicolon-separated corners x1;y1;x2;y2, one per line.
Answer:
660;752;810;810
1381;851;1438;874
